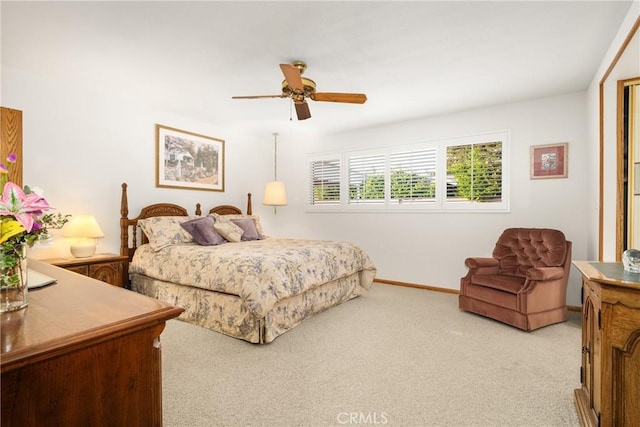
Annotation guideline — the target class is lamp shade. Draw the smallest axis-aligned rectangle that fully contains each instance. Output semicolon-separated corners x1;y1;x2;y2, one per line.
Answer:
63;215;104;238
62;215;104;258
263;181;288;206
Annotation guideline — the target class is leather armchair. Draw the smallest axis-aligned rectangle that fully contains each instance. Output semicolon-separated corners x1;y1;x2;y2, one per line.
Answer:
459;228;572;331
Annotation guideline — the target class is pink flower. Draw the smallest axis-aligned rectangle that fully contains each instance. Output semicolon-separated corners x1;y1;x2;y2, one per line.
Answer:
0;182;51;233
0;153;16;176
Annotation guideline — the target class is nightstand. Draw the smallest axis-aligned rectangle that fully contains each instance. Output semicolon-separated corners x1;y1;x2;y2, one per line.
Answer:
40;253;129;287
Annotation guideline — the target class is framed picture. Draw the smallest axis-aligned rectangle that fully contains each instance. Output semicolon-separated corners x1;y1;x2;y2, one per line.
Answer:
156;124;225;191
530;143;568;179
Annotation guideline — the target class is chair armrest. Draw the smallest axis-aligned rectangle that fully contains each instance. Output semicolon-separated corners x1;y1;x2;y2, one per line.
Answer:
464;257;500;276
465;257;499;269
526;266;564;281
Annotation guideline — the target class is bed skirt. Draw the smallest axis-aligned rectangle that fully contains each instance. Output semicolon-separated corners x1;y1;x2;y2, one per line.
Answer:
131;273;368;343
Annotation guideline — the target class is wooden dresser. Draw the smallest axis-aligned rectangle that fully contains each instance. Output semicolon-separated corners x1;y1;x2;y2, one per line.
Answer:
572;261;640;427
0;259;183;427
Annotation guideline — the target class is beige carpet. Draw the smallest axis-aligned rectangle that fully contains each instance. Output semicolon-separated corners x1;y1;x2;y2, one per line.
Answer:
161;283;582;427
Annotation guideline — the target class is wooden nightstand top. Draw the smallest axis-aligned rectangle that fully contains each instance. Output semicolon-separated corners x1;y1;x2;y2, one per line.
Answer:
40;253;129;268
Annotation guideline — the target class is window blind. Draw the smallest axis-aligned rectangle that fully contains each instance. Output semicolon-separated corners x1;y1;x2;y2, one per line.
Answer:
306;131;508;212
446;141;502;203
348;154;385;204
309;159;341;205
389;148;437;203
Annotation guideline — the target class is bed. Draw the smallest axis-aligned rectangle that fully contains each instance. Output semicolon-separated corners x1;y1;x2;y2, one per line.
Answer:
119;183;377;343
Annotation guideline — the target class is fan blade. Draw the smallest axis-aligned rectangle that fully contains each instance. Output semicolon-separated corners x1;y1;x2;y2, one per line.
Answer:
280;64;303;91
295;101;311;120
311;92;367;104
232;95;285;99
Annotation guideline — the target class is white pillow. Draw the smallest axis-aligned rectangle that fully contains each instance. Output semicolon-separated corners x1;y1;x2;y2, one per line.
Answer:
211;213;267;238
213;220;243;243
138;216;194;251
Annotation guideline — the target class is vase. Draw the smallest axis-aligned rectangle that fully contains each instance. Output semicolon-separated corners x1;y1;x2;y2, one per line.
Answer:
1;243;29;312
1;308;26;351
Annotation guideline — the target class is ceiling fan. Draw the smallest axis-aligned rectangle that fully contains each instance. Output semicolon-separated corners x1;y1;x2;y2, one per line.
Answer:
232;61;367;120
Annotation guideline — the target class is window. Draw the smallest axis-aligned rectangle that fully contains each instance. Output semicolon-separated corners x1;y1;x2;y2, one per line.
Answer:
307;131;508;212
308;158;341;205
390;148;437;204
348;153;385;205
446;141;502;203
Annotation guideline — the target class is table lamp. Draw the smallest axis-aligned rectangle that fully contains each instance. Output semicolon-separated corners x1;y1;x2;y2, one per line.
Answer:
62;215;104;257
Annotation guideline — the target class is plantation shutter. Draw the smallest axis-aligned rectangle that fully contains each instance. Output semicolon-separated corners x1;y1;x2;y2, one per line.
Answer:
389;148;437;203
446;141;502;203
309;159;341;205
348;154;385;204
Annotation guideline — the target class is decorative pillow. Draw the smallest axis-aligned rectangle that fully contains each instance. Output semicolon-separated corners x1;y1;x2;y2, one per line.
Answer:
138;216;194;251
213;220;243;243
230;218;261;241
212;213;267;238
180;216;226;246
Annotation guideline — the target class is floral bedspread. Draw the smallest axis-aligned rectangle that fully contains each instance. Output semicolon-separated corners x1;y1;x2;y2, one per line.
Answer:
129;238;376;318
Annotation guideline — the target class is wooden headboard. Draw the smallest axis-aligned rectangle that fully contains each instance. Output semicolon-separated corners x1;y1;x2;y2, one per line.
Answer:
120;182;252;261
209;203;249;216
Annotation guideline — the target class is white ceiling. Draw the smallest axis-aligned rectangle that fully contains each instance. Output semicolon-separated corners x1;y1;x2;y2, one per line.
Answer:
1;1;634;135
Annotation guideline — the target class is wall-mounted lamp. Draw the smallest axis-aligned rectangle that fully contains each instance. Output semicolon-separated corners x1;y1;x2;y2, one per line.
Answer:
62;215;104;258
263;132;287;212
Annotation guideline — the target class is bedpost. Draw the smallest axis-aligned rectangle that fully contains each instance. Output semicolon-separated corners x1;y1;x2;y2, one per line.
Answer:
120;183;129;257
247;193;252;215
195;203;202;216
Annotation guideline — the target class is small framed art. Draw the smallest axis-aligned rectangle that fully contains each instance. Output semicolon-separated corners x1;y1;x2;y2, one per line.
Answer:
156;124;225;191
530;143;568;179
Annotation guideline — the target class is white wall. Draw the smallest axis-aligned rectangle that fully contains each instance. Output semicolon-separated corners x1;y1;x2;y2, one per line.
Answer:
275;92;589;305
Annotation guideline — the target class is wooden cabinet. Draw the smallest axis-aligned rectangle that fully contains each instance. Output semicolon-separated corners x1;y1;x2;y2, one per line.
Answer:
42;253;129;287
572;261;640;427
0;260;183;427
578;274;602;425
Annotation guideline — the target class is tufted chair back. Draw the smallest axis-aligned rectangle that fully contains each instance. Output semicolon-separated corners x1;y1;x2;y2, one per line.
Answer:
492;228;568;277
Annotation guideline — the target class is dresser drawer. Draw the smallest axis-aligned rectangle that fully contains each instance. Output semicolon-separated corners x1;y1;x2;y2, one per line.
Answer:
65;265;89;276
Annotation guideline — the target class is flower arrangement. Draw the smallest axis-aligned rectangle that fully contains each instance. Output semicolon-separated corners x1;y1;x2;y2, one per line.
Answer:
1;153;69;309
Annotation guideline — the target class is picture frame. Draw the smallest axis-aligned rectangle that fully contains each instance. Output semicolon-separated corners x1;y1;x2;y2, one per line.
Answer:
530;143;568;179
156;124;225;192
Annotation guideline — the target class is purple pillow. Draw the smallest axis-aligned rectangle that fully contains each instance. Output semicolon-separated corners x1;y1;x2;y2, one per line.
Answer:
180;216;226;246
230;218;261;241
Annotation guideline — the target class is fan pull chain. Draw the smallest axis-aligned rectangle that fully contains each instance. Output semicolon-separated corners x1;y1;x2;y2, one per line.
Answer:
290;99;293;121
